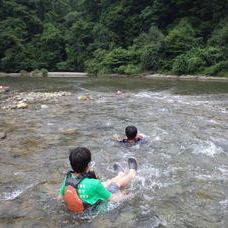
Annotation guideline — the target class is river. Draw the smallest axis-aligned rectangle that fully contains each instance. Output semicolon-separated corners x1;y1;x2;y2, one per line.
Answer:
0;77;228;227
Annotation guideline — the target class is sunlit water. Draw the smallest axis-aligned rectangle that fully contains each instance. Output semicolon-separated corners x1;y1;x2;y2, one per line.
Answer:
0;77;228;227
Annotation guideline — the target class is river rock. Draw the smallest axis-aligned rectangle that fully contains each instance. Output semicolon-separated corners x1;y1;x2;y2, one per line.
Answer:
116;90;123;95
15;96;23;101
64;129;80;135
41;104;49;109
1;91;72;111
78;95;89;101
10;105;18;109
0;131;7;140
17;102;28;109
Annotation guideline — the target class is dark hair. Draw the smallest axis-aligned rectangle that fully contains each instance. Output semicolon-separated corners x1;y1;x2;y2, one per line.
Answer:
69;147;91;173
125;126;137;140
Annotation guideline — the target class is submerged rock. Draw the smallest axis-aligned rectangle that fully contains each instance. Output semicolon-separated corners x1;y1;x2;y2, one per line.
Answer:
0;131;7;140
78;95;90;101
78;93;102;101
0;201;28;219
59;128;80;136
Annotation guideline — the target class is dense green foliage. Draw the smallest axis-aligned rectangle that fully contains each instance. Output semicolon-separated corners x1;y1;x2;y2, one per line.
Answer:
0;0;227;76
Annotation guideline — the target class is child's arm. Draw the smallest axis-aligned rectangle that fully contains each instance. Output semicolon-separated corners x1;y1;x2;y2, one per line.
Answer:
57;194;63;200
57;176;67;200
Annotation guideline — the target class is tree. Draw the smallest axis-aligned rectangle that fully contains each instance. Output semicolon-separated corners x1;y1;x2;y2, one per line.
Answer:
165;19;198;57
208;22;228;58
64;20;94;71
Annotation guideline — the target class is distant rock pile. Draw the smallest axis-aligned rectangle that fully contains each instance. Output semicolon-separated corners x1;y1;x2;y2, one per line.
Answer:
1;91;71;110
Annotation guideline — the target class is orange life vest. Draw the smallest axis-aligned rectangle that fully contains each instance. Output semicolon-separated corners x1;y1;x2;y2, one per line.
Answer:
122;135;142;142
64;185;85;212
63;171;97;212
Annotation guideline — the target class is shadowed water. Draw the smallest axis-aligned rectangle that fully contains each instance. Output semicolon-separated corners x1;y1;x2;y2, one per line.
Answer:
0;77;228;227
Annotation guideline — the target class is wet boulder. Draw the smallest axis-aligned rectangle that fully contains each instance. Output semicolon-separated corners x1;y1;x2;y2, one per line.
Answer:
17;102;28;109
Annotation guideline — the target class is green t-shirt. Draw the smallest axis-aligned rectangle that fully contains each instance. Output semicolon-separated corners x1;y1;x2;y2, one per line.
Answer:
59;174;112;205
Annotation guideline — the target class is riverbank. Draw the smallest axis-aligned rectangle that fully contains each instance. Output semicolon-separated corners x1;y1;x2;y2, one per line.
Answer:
0;72;228;81
0;72;88;78
128;73;228;81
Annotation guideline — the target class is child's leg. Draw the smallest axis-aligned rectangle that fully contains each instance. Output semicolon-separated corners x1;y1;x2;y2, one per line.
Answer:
103;169;136;188
103;158;137;189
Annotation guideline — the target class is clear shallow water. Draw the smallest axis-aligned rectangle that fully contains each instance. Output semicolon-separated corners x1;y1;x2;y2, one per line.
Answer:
0;77;228;227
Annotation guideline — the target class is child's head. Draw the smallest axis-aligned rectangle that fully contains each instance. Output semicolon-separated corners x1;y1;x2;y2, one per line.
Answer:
125;126;137;140
69;147;91;173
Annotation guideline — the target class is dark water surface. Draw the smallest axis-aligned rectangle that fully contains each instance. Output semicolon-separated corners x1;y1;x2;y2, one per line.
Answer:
0;77;228;228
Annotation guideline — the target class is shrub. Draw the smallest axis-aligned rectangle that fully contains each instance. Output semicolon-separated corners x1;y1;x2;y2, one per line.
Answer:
172;54;205;75
31;69;40;73
31;68;48;77
172;47;224;75
140;43;165;71
85;48;140;75
85;49;111;75
117;64;140;74
196;47;224;65
20;70;29;76
104;47;139;71
204;61;228;76
208;22;228;58
172;55;188;75
40;68;48;76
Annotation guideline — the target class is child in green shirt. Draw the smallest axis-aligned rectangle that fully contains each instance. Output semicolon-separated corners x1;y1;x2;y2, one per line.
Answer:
58;147;137;211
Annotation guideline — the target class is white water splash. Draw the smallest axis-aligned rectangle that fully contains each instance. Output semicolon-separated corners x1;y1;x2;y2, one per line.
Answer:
195;165;228;181
0;184;34;201
217;166;228;179
191;141;224;157
219;199;228;210
0;190;24;201
134;91;173;101
134;92;156;98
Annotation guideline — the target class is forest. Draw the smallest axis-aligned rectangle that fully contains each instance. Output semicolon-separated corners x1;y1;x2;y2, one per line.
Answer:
0;0;227;76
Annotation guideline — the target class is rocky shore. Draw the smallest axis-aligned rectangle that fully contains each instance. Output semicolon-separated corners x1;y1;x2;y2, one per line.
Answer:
0;72;88;77
109;73;228;81
0;72;227;81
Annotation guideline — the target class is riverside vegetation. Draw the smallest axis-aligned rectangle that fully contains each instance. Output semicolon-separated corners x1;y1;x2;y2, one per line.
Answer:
0;0;227;77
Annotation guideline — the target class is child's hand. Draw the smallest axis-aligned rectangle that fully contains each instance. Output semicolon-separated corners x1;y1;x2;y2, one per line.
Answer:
87;170;99;179
113;134;121;141
57;194;63;201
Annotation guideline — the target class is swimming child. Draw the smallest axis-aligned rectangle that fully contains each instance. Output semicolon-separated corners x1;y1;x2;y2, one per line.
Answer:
114;126;146;144
58;147;137;212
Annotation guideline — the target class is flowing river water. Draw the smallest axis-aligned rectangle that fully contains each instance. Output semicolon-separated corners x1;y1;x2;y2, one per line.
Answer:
0;77;228;228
